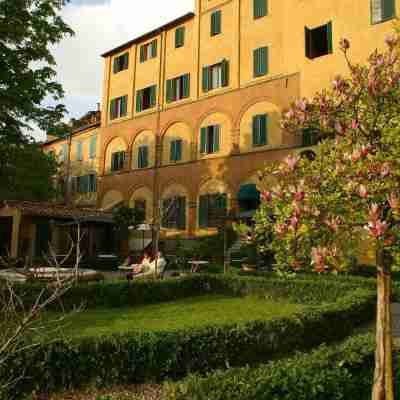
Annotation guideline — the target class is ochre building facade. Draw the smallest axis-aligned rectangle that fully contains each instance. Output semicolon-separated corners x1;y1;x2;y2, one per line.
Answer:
98;0;398;239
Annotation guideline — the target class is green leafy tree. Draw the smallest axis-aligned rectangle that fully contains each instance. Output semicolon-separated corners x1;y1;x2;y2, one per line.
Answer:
0;0;73;199
251;35;400;399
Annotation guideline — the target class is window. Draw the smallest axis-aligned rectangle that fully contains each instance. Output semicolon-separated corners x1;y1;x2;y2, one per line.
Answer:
136;85;157;112
134;199;146;223
200;125;220;155
60;144;68;162
305;22;333;59
175;26;185;48
199;194;227;228
76;174;96;194
211;10;222;36
111;151;125;171
254;46;269;77
137;145;149;169
162;196;186;230
89;135;97;159
254;0;267;18
166;74;190;103
302;128;319;146
252;114;268;147
110;95;128;120
140;40;157;62
202;60;229;92
76;141;83;161
371;0;395;24
170;139;182;162
113;52;129;73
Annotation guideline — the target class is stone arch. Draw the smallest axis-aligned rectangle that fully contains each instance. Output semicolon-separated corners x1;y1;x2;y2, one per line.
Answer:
100;190;124;211
237;99;282;154
195;110;233;159
129;186;154;223
131;129;156;170
104;136;128;173
161;122;192;165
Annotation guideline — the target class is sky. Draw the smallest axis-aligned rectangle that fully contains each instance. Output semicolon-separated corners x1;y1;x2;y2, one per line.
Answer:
34;0;194;141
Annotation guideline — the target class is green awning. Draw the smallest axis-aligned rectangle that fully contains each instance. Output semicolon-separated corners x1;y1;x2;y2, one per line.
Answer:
237;184;260;201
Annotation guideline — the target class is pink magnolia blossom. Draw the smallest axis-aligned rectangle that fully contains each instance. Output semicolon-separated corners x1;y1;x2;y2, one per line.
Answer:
358;185;368;198
369;203;380;222
296;99;307;112
292;202;301;217
275;223;287;235
380;162;391;177
360;144;372;157
283;155;301;171
385;34;399;49
388;193;399;210
285;109;295;119
290;216;299;229
311;247;329;273
351;119;359;130
351;149;362;162
324;216;341;233
332;75;345;91
366;220;389;238
261;191;272;202
294;191;305;202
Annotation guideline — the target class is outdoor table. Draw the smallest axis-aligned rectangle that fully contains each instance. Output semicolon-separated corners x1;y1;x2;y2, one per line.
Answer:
118;264;140;276
187;260;209;273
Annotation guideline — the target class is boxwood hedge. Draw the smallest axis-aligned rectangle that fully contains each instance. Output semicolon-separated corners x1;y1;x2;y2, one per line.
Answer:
167;333;399;400
1;275;376;399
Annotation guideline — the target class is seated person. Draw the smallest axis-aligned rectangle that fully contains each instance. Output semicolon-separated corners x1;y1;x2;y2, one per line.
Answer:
127;251;166;280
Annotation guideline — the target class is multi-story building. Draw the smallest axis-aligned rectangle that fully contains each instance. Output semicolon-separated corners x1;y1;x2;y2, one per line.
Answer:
43;110;101;208
97;0;397;240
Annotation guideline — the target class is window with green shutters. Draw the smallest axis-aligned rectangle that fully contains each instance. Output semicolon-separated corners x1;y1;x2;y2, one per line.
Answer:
305;21;333;59
170;139;182;162
111;151;125;171
162;196;186;230
200;125;220;155
254;0;267;18
76;141;83;161
110;95;128;120
136;85;157;112
140;40;157;62
371;0;396;24
89;135;97;159
254;46;269;77
166;74;190;103
138;145;149;169
211;10;221;36
202;60;229;92
252;114;268;147
198;193;227;228
113;52;129;74
175;26;185;48
77;174;96;194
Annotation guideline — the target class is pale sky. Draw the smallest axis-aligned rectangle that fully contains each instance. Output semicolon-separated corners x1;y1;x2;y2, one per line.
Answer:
34;0;194;141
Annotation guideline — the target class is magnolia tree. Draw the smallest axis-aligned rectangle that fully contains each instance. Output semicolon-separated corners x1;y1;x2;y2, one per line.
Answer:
252;35;400;399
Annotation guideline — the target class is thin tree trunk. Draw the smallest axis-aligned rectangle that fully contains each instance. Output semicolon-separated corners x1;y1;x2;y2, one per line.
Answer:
372;245;394;400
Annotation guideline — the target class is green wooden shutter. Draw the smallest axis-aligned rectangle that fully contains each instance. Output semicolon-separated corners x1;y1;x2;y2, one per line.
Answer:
199;195;209;228
260;114;268;145
151;40;157;58
327;21;333;54
170;140;176;162
175;27;185;48
211;10;221;35
89;135;97;159
305;27;312;58
113;58;118;73
213;125;220;152
221;60;229;87
166;79;174;103
136;90;143;113
123;53;129;69
142;146;148;168
110;99;115;119
383;0;396;19
202;66;209;92
200;127;207;154
254;0;267;18
182;74;190;98
120;95;127;116
252;115;259;146
150;85;157;107
111;153;116;171
254;47;268;77
140;45;145;62
176;139;182;161
89;174;96;192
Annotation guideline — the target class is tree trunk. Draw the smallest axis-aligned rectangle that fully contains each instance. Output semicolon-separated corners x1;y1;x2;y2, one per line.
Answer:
372;245;394;400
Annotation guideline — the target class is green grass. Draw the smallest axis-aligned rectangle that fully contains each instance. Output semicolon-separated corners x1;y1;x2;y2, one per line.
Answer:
42;295;305;339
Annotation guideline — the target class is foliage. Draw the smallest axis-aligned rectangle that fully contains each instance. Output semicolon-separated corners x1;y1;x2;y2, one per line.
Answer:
46;121;73;138
1;275;375;398
0;0;73;200
167;333;391;400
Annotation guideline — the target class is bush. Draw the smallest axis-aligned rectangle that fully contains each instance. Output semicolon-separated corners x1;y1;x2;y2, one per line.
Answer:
167;333;398;400
0;275;376;399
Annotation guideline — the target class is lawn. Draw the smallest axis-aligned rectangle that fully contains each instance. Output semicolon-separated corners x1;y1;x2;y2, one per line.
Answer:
42;295;305;339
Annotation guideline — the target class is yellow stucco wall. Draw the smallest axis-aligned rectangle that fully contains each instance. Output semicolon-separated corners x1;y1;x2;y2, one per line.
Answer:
162;122;192;165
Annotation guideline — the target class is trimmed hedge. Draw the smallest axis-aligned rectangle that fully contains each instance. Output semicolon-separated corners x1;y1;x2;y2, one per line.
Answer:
13;273;374;311
167;333;399;400
0;277;376;399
